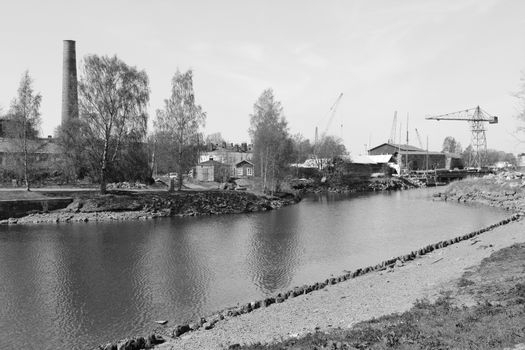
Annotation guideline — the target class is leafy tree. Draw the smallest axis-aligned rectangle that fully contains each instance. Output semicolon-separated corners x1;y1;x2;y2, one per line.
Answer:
154;69;206;191
7;71;42;190
78;55;150;194
249;89;292;193
442;136;462;154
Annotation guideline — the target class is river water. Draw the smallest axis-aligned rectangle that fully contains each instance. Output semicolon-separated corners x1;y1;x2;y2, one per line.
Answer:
0;189;509;349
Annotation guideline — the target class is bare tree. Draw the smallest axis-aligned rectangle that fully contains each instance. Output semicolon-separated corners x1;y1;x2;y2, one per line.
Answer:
7;71;42;191
205;132;224;146
154;69;206;191
78;55;150;194
315;135;347;169
442;136;462;154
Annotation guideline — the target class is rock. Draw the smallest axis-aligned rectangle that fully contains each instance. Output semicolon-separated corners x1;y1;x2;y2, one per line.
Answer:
101;343;117;350
173;324;190;337
145;334;164;348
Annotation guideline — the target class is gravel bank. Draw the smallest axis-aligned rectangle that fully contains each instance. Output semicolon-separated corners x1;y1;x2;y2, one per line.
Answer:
154;218;525;350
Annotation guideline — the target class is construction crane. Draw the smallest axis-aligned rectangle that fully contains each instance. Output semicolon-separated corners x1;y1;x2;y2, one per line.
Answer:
388;111;398;144
415;128;424;149
315;93;343;143
315;93;343;146
426;106;498;168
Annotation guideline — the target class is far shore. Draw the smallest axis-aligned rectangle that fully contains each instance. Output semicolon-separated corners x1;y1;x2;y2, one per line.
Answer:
0;188;301;225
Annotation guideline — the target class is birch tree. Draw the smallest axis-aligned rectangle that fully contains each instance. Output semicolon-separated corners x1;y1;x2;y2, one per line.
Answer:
154;69;206;191
78;55;149;194
7;71;42;191
249;89;292;193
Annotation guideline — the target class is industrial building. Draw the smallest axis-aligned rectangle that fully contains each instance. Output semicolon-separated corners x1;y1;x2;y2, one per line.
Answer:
368;142;463;171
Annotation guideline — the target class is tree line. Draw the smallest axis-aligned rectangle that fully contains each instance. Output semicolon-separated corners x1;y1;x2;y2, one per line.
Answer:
1;55;347;193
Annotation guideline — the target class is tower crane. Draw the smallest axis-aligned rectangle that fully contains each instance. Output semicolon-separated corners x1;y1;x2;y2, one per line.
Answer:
426;106;498;168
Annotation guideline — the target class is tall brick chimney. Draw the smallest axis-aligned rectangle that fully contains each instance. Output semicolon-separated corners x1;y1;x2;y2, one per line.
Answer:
61;40;79;125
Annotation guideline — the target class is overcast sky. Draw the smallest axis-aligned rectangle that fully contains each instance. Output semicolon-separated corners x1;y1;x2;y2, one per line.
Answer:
1;0;524;155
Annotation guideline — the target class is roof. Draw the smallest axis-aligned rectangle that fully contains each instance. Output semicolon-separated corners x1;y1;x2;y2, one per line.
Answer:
235;160;254;167
352;154;395;164
198;159;228;167
369;143;425;153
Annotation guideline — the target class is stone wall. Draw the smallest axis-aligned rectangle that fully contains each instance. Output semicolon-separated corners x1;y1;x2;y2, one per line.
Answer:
0;198;73;220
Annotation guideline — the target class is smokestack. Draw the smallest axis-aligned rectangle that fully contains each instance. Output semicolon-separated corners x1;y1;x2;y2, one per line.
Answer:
61;40;78;125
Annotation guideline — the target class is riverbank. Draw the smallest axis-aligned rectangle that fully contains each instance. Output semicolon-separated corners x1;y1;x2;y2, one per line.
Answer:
146;215;525;350
96;173;524;350
0;190;300;225
434;171;525;213
293;176;419;194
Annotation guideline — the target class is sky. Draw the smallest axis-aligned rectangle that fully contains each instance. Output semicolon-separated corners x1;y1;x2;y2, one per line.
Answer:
1;0;525;156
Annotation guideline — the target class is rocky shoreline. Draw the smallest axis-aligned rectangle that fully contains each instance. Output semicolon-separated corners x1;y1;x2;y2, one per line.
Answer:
0;190;300;225
434;171;525;214
295;176;419;194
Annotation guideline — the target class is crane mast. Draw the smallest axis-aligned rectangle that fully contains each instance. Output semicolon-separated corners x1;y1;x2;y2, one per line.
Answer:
426;106;498;168
388;111;397;144
415;128;424;149
314;93;343;156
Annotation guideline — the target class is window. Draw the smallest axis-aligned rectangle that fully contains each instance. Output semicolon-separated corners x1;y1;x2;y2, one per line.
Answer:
247;167;253;176
236;167;243;176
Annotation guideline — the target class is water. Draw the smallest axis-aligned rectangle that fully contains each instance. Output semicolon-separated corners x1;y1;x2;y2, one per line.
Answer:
0;189;508;349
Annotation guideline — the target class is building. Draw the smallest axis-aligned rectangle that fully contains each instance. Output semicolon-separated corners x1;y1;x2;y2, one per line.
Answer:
352;154;399;175
368;142;463;171
234;160;254;178
199;143;253;176
195;159;231;182
0;137;63;181
368;142;424;155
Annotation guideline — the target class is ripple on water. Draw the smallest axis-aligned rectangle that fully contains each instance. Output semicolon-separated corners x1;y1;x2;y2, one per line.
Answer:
0;190;509;349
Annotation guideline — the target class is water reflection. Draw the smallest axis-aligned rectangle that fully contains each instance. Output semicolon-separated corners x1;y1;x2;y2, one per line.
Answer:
0;189;509;349
246;209;301;294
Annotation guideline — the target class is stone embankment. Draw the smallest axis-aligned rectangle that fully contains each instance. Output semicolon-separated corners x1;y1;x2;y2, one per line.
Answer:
434;171;525;213
297;177;417;194
1;191;300;225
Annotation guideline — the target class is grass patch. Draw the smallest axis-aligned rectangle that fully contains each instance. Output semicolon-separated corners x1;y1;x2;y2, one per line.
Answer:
236;244;525;350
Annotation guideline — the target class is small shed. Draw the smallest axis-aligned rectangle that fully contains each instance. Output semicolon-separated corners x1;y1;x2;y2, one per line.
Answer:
234;160;254;178
195;159;230;182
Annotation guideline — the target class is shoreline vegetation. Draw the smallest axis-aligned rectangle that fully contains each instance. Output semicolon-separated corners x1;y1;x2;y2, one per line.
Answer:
96;171;525;350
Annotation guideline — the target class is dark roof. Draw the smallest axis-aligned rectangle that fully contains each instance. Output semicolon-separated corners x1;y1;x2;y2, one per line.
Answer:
369;143;425;152
235;160;254;167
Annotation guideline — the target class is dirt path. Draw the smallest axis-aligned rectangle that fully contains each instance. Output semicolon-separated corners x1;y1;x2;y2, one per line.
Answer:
155;219;525;350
